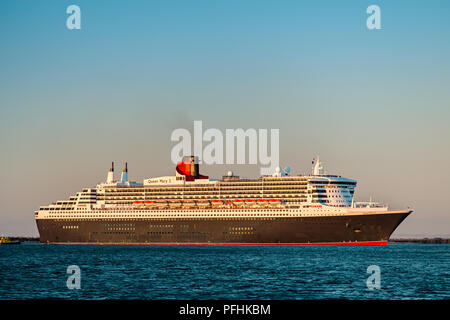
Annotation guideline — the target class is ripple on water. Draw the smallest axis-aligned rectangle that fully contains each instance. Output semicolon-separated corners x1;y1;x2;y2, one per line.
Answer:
0;243;448;299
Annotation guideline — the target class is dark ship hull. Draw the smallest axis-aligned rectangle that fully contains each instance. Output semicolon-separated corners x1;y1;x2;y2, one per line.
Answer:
36;210;411;245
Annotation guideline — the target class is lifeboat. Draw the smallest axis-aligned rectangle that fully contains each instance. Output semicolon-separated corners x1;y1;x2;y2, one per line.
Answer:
245;199;259;208
133;201;146;208
257;199;268;207
232;199;245;206
182;200;196;208
211;200;224;206
269;199;282;206
155;200;168;208
169;200;182;208
197;200;211;208
144;201;155;207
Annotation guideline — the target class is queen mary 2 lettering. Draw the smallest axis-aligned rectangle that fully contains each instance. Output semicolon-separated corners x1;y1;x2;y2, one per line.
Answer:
34;156;412;245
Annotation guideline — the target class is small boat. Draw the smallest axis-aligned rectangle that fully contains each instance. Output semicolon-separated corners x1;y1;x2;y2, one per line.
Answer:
169;200;182;208
182;200;196;208
197;200;211;208
211;200;224;206
268;199;282;206
143;201;155;208
257;199;268;207
133;201;146;208
245;199;258;207
0;237;20;245
154;200;168;208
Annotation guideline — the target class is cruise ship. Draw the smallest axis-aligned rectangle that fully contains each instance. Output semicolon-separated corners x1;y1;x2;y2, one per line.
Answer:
34;156;412;245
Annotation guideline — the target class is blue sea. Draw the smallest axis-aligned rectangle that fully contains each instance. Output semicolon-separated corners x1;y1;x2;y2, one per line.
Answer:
0;243;448;300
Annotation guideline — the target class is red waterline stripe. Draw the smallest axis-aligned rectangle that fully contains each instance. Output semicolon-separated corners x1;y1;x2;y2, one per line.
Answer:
49;240;388;246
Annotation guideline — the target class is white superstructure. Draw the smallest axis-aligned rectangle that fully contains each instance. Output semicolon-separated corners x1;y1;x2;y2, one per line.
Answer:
34;157;392;222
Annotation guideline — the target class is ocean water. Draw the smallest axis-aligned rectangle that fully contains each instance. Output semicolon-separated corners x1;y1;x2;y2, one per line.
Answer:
0;243;448;300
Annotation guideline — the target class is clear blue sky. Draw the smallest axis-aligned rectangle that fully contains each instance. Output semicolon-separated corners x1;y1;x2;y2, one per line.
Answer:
1;0;450;236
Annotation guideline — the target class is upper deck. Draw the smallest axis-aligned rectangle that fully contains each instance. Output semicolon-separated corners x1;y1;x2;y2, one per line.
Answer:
36;157;363;214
